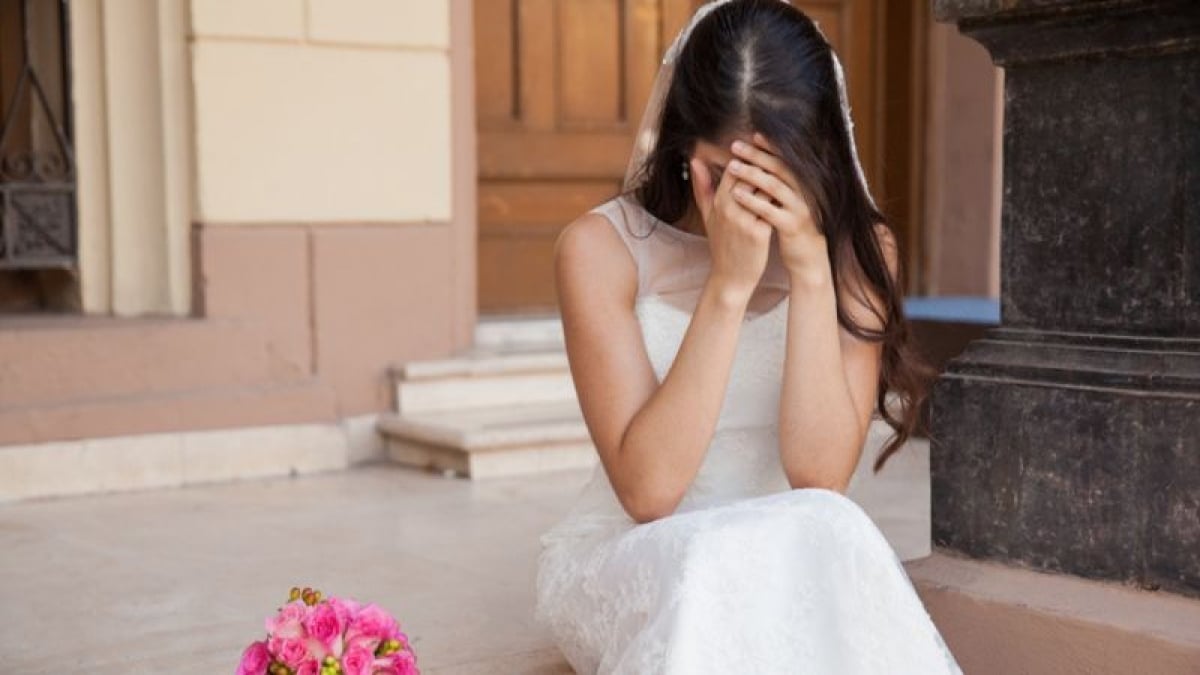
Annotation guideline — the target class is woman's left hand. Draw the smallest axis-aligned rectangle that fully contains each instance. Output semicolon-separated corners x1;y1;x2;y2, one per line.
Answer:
727;133;831;289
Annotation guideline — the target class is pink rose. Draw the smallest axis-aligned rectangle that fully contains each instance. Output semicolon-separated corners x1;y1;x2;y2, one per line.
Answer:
304;636;330;663
266;601;308;639
341;645;375;675
268;636;311;669
303;602;346;656
376;649;419;675
328;596;360;624
344;631;381;656
347;604;399;642
294;659;319;675
236;641;271;675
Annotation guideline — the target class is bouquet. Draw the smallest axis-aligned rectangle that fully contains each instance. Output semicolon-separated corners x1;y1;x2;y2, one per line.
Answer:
237;586;419;675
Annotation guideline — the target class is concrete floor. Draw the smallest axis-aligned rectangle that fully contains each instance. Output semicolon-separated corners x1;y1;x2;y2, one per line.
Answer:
0;436;930;674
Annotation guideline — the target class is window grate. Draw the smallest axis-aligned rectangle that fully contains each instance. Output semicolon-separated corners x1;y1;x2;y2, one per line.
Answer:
0;0;75;270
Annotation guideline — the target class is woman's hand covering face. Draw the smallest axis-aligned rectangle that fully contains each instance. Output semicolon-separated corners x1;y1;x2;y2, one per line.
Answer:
727;133;830;287
689;153;773;302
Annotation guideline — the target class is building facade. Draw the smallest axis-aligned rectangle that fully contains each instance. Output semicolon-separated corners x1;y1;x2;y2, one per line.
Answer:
0;0;1000;500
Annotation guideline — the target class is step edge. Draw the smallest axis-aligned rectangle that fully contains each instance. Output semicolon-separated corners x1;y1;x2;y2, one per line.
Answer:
907;552;1200;648
394;352;570;381
383;431;593;455
377;413;590;451
382;426;591;451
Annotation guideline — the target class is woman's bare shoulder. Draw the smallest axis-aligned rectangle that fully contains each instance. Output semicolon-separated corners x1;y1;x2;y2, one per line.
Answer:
554;209;638;304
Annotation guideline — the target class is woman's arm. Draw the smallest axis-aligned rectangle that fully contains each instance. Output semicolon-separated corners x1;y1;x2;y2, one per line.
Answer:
555;161;771;524
726;134;898;492
774;235;895;492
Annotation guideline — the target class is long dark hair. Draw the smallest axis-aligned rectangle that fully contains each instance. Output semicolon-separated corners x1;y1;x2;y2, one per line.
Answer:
625;0;932;472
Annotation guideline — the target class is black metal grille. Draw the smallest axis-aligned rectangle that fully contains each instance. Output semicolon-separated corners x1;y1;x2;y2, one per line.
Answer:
0;0;75;270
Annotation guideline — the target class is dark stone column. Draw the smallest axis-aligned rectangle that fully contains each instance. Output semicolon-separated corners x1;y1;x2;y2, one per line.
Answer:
929;0;1200;598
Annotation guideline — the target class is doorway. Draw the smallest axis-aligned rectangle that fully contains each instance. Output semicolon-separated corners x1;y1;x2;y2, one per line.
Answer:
472;0;923;315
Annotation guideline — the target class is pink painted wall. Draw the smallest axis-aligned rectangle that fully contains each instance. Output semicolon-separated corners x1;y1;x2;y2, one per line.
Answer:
924;23;1002;298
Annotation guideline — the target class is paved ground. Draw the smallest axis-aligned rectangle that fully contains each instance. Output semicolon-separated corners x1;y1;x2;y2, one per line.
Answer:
0;433;929;674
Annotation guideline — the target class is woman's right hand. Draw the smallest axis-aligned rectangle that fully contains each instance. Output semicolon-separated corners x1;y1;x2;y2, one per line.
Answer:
690;156;773;305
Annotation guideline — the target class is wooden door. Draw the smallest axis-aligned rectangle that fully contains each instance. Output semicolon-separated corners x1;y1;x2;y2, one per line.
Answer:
794;0;881;199
474;0;882;314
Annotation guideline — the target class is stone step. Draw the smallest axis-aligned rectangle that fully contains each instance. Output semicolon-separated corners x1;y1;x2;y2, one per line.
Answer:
396;347;568;381
378;401;596;479
473;314;564;350
386;343;568;413
391;347;574;415
386;338;568;413
907;553;1200;674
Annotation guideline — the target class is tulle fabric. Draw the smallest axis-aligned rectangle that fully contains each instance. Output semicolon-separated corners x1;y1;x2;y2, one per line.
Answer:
596;195;792;319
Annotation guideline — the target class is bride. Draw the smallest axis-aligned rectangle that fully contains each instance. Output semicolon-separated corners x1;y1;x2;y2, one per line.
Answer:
534;0;962;672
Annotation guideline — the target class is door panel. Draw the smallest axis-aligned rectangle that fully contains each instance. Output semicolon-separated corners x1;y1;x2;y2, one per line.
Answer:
559;0;621;126
479;181;617;239
475;0;880;314
475;0;697;313
795;0;881;200
474;0;515;125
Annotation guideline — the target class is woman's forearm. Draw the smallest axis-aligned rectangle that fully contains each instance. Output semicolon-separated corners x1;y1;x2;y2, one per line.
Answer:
616;281;747;522
778;274;865;492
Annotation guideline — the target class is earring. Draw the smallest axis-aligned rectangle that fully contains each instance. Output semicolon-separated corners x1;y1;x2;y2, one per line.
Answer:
681;160;690;181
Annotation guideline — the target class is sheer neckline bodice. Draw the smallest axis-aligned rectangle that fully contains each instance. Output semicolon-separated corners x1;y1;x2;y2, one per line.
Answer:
597;194;792;320
643;211;708;244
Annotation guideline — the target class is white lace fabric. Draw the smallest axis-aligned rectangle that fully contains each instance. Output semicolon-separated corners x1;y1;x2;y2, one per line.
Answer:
534;196;962;674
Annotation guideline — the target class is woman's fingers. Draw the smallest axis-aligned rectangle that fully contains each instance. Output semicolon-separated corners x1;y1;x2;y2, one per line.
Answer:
731;182;787;230
715;158;741;202
731;176;816;239
727;158;801;214
726;182;774;238
731;135;802;194
693;159;766;243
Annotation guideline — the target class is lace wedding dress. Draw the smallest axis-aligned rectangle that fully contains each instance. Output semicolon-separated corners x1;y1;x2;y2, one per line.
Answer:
534;195;962;674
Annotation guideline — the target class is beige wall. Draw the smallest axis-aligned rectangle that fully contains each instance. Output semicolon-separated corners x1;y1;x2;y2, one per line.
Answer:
72;0;193;316
924;23;1002;298
190;0;452;223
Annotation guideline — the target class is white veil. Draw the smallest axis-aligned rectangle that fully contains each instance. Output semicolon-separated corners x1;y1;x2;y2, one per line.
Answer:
621;0;876;211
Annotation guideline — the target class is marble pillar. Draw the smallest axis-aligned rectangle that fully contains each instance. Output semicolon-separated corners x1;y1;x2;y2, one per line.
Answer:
929;0;1200;598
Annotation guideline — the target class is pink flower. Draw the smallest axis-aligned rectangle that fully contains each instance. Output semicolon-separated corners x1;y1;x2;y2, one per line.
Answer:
328;596;360;624
252;593;414;675
341;645;375;675
344;632;381;656
348;604;399;642
266;601;308;639
303;602;346;657
304;636;331;663
376;649;420;675
236;641;271;675
268;636;311;669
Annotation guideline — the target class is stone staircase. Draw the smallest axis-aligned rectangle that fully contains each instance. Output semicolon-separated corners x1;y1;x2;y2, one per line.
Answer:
377;316;598;478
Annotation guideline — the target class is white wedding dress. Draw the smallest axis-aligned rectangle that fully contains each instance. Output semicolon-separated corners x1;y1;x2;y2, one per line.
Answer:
534;195;962;674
